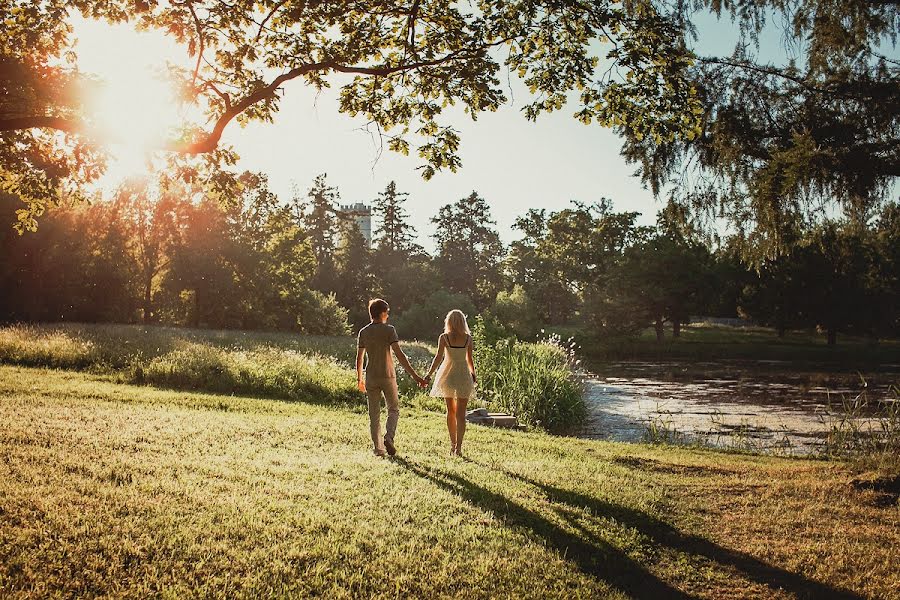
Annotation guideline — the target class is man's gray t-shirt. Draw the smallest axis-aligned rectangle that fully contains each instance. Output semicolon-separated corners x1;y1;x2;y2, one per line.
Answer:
357;323;400;379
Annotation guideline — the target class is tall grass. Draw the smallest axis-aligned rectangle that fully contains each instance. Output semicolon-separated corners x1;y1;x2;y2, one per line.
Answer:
0;323;435;407
473;326;586;433
820;385;900;472
141;343;358;406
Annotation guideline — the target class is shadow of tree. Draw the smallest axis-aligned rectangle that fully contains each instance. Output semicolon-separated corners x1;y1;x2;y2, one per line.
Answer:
488;460;863;600
393;457;696;599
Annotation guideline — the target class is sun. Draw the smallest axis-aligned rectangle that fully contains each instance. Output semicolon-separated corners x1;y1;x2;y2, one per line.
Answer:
73;16;188;182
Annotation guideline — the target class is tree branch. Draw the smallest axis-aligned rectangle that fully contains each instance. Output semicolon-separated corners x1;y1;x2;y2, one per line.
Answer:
2;46;498;155
0;115;86;134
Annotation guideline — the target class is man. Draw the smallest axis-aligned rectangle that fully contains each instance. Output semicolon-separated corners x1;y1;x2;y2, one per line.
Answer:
356;298;425;456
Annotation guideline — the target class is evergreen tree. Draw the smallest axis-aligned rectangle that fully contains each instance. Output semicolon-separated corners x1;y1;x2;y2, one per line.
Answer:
301;174;339;293
334;217;375;328
372;181;421;255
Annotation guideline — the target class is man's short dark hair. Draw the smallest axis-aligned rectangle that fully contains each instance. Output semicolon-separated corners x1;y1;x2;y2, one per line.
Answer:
368;298;389;321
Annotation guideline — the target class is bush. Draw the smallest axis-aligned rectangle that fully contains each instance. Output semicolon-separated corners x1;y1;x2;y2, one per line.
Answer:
486;285;541;340
394;290;476;340
473;318;586;433
294;289;352;336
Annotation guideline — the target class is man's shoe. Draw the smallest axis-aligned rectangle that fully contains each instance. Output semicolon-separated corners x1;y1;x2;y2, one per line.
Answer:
384;438;396;456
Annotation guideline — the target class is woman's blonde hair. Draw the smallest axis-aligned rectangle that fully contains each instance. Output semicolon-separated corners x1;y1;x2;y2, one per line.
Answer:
443;309;471;336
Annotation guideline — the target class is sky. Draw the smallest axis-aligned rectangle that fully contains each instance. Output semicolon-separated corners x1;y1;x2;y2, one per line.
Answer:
69;10;851;252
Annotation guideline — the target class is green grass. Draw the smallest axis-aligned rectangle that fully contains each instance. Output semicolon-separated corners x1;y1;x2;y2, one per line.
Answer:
1;365;898;598
581;323;900;366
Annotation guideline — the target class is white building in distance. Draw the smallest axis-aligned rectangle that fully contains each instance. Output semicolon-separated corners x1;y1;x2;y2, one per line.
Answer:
338;203;372;247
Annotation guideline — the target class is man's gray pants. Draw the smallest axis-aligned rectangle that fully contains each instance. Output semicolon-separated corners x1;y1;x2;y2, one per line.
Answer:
365;376;399;452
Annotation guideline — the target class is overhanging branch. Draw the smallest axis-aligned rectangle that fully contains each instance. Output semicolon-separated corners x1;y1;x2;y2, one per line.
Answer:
1;48;494;155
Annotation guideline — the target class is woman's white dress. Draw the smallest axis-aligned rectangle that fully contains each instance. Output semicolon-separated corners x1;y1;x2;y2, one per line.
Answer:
429;335;475;399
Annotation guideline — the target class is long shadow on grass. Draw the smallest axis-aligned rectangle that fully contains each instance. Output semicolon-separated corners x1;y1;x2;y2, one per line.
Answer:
490;465;863;600
393;457;695;599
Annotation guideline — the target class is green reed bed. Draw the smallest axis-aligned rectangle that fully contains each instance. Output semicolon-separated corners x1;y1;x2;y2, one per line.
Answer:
474;330;586;433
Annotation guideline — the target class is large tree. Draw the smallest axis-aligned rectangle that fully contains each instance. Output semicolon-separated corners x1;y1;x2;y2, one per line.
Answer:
432;191;504;310
301;173;339;293
622;0;900;257
509;201;649;325
2;0;701;230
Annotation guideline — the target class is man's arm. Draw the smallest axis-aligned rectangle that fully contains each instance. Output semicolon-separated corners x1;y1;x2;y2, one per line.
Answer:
391;342;423;384
356;347;366;392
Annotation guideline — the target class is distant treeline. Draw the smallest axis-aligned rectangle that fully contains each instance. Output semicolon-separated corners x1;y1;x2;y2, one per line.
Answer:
1;174;897;345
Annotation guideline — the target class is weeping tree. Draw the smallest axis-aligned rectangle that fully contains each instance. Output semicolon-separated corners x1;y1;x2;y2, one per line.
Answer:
2;0;701;231
621;0;900;260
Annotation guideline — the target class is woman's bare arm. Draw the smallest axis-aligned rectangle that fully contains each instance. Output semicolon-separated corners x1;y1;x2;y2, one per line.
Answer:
425;335;446;380
466;335;477;383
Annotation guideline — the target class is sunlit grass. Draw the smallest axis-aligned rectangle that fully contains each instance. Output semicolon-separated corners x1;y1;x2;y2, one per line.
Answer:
1;365;897;598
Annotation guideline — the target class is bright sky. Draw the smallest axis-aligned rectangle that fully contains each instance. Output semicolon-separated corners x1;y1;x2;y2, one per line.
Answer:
70;12;864;251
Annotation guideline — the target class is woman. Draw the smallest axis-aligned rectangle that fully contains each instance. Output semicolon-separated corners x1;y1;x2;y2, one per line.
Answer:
424;309;477;456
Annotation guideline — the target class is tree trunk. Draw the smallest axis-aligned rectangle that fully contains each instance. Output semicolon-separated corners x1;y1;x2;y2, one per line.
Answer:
654;319;665;342
672;319;681;338
142;274;153;324
827;327;837;346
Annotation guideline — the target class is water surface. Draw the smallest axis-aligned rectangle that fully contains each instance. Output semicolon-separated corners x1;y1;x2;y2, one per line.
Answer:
581;360;898;454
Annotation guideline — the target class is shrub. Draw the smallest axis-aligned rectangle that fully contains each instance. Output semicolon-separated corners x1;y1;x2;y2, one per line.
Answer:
472;318;586;433
486;285;541;340
294;289;352;336
394;290;476;340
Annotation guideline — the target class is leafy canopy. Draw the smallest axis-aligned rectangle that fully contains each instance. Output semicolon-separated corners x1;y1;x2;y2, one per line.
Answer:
1;0;701;230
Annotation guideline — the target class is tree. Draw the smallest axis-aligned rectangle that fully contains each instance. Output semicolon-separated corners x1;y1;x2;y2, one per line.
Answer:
301;174;339;293
432;192;504;310
372;181;420;255
3;1;701;230
509;201;649;325
597;234;713;341
118;180;185;324
621;0;899;258
333;217;375;328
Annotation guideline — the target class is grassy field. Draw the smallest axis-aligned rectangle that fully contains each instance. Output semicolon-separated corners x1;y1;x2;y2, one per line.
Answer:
1;365;899;599
578;323;900;366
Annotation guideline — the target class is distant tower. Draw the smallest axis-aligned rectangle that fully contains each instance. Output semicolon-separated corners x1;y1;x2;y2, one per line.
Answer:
338;202;372;247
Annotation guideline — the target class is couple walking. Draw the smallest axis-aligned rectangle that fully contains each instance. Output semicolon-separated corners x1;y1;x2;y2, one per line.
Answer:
355;298;477;458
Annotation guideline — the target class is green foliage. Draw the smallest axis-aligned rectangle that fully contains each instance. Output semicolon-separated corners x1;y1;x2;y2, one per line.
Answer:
293;289;352;337
432;192;504;310
394;290;476;341
485;285;542;341
472;318;586;433
621;0;900;256
589;234;714;340
508;201;649;325
143;343;357;406
372;181;420;255
4;1;702;231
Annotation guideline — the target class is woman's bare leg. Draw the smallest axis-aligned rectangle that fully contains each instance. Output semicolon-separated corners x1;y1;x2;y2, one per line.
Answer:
455;398;468;455
445;398;457;453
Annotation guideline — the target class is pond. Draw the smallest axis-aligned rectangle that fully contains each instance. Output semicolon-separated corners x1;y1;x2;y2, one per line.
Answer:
580;360;899;455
